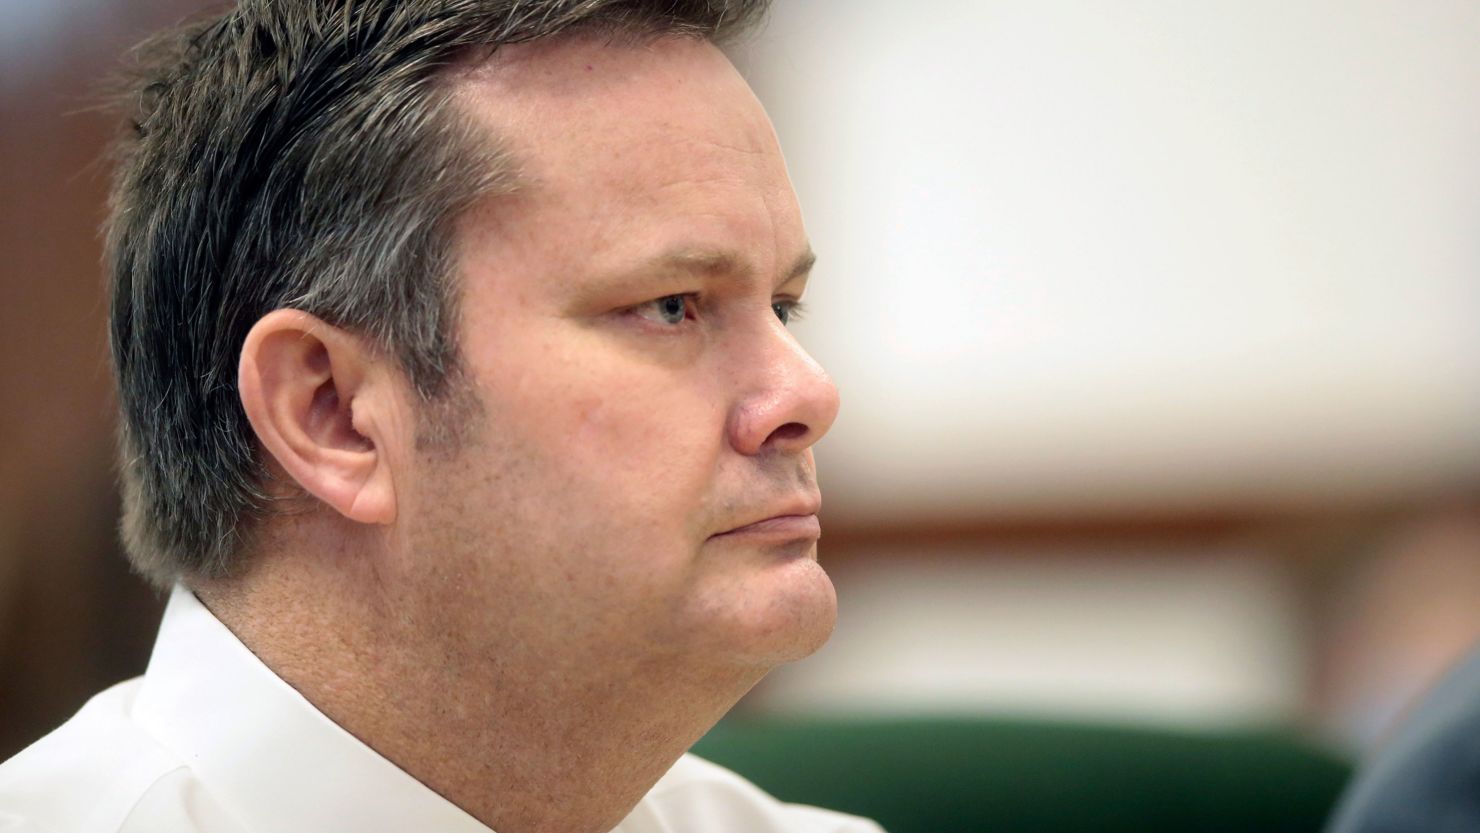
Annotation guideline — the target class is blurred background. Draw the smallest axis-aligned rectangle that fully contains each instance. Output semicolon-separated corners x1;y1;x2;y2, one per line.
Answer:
3;0;1479;828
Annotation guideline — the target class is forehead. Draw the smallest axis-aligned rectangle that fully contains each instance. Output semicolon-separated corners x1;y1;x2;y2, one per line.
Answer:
447;33;805;275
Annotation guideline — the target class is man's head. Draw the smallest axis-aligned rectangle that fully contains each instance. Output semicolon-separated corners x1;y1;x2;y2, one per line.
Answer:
110;0;839;665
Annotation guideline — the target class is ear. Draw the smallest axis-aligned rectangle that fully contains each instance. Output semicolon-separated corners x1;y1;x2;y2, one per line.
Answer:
238;309;402;525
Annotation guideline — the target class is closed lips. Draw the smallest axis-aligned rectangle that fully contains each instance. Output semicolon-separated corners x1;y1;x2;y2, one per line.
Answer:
712;514;821;539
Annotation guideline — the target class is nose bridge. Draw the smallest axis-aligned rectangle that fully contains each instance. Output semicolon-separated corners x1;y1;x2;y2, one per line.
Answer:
727;317;839;456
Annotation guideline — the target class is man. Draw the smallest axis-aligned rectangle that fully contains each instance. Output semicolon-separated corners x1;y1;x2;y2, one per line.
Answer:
0;2;879;831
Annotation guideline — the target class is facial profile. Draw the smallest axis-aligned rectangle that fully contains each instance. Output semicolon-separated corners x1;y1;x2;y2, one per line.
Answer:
366;32;842;676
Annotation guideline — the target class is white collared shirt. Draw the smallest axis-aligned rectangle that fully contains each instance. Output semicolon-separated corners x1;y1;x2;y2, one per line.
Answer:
0;586;882;833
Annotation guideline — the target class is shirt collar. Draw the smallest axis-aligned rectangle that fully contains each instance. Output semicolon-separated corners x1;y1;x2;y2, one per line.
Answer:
132;585;495;833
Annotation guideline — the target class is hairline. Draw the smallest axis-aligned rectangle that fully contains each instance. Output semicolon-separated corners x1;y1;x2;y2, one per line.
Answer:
108;2;772;588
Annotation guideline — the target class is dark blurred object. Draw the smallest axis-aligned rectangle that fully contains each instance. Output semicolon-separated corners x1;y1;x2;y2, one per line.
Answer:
1325;644;1480;833
695;716;1351;833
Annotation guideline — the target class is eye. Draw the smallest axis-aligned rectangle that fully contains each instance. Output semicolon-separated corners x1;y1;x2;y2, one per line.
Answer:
772;299;806;326
635;294;694;326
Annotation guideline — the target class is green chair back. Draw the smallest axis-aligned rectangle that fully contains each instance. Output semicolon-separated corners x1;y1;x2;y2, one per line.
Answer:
693;716;1351;833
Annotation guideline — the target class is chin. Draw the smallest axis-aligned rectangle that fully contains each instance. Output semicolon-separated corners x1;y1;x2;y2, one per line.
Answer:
697;556;839;669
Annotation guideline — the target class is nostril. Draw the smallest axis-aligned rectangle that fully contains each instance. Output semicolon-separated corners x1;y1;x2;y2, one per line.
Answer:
764;422;808;447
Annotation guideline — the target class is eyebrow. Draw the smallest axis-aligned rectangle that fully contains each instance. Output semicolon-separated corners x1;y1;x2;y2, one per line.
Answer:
787;248;818;282
644;246;816;286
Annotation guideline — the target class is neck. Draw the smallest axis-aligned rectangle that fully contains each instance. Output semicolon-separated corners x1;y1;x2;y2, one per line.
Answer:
197;548;765;833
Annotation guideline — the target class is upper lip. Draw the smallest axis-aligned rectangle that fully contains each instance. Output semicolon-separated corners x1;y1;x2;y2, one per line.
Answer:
713;495;822;536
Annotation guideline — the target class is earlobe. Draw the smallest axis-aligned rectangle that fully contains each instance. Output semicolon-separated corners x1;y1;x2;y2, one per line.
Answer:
238;309;399;525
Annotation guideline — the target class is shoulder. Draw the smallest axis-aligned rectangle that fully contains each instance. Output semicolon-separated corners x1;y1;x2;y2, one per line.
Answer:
1326;645;1480;833
0;679;238;833
623;753;884;833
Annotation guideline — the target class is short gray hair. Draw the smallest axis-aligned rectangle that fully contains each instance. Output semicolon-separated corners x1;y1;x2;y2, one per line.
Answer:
108;0;769;588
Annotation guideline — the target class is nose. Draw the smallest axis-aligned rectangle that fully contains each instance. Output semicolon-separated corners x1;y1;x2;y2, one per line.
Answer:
727;324;840;457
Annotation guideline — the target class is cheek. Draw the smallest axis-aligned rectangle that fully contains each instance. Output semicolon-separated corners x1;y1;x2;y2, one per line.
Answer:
489;352;727;533
564;388;722;511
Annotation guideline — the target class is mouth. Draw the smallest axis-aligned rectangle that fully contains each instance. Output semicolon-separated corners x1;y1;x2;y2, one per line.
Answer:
712;513;821;540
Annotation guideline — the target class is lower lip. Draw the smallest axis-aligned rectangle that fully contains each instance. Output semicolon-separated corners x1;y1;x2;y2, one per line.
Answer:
712;514;822;541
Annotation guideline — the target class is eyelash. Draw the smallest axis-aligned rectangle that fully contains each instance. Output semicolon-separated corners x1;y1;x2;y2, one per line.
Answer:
774;299;807;325
631;294;698;328
631;295;807;328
